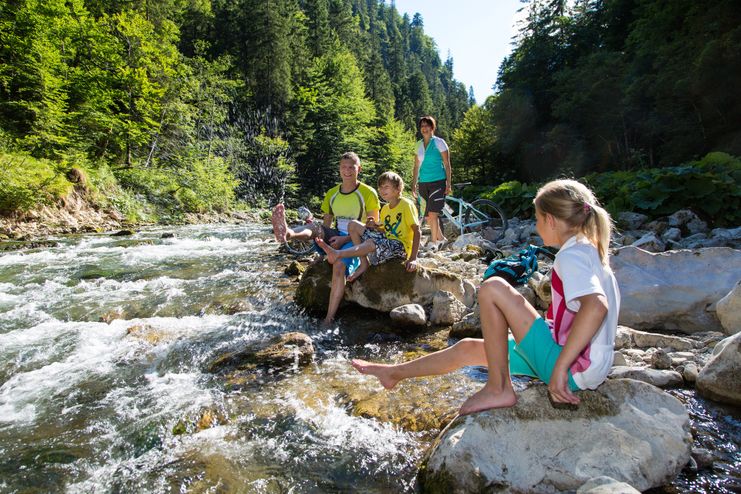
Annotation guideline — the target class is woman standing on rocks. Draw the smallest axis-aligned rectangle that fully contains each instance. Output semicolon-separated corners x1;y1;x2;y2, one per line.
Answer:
353;179;621;415
411;116;451;251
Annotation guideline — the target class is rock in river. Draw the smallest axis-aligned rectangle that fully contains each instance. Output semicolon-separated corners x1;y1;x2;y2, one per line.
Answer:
418;379;691;493
207;332;314;373
296;260;475;315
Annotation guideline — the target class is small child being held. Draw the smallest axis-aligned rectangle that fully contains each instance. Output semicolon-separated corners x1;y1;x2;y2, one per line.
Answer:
317;171;420;280
351;178;620;415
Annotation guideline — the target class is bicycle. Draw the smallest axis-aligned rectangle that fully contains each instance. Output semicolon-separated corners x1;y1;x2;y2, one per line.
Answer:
418;182;508;242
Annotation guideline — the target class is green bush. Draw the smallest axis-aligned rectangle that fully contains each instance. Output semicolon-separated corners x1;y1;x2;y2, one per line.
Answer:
115;157;237;215
480;180;539;219
0;152;72;214
584;152;741;226
473;152;741;227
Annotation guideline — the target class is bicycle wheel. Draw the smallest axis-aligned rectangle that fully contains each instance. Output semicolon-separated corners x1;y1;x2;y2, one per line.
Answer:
283;226;316;256
464;199;508;241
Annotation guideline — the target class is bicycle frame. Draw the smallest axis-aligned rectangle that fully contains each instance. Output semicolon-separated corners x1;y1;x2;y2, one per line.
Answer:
418;195;491;236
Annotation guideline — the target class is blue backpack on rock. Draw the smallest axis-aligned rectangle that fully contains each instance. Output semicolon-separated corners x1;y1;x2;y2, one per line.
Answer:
483;245;556;286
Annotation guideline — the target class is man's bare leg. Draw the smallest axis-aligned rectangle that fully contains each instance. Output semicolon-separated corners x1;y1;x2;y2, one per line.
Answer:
271;204;316;242
271;204;288;243
351;338;487;389
325;261;346;324
316;238;375;265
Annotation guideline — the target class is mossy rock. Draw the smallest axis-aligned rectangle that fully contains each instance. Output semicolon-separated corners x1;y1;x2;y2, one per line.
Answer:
295;261;334;313
207;332;314;373
296;260;475;315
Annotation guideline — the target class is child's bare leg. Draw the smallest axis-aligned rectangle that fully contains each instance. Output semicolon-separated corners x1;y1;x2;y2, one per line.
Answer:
324;261;346;324
345;221;370;281
316;238;375;265
459;278;540;415
351;338;487;389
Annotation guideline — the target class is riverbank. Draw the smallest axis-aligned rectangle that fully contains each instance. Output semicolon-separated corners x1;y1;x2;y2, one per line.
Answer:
0;189;266;241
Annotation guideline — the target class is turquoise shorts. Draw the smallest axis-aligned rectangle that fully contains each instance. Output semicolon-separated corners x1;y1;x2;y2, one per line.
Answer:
509;317;580;391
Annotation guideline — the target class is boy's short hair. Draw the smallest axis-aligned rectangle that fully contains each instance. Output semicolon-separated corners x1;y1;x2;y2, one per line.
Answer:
378;171;404;192
418;115;437;131
340;151;361;167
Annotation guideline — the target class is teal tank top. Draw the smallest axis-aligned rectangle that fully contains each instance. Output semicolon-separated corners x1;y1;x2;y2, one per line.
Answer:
418;137;447;182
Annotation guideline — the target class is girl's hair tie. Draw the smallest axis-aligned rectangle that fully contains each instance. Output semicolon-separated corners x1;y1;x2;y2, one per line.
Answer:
583;202;592;214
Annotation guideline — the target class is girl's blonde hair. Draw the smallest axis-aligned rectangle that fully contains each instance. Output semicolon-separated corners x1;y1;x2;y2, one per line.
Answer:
534;179;613;264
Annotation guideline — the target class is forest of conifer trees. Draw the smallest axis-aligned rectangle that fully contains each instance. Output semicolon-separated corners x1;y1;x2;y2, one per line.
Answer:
1;0;739;221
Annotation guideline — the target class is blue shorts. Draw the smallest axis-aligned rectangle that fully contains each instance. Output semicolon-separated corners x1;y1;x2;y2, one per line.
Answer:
509;317;580;391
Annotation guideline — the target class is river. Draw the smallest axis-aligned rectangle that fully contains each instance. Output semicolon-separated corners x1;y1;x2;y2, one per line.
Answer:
0;224;738;493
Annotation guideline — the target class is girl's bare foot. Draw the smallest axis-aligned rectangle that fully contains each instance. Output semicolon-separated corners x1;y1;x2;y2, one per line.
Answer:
271;204;288;243
459;384;517;415
315;238;339;264
350;359;400;390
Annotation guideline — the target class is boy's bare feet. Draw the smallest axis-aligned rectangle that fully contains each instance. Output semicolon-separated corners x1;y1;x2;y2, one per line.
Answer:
315;238;339;264
458;383;517;415
350;359;400;390
271;204;288;243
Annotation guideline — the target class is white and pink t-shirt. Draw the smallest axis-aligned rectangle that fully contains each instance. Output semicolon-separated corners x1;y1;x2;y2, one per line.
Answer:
546;235;620;389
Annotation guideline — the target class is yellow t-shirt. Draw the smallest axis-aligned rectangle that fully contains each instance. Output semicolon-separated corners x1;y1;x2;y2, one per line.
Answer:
320;182;380;233
380;196;419;257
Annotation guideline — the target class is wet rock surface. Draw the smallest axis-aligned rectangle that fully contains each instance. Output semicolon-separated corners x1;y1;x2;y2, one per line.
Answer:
419;379;691;493
207;332;315;373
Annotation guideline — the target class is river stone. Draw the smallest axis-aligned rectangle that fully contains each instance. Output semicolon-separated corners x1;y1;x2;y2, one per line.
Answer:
207;332;314;373
650;348;672;370
682;362;699;383
617;212;649;231
390;304;427;326
667;209;699;228
696;332;741;406
631;232;665;252
614;326;633;349
450;310;481;338
296;261;476;315
610;246;741;333
418;379;691;493
628;328;696;351
715;281;741;335
608;366;683;388
430;291;469;326
577;476;641;494
661;227;682;243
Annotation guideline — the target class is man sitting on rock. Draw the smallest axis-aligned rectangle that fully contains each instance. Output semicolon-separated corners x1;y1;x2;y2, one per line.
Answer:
271;151;380;324
317;171;420;321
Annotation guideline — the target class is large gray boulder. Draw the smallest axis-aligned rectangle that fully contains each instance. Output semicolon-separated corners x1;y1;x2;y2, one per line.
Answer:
296;261;475;315
715;281;741;335
418;379;691;493
610;246;741;333
696;332;741;406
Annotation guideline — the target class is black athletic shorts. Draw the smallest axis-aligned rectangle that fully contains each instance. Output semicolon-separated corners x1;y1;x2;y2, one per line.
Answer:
418;179;447;215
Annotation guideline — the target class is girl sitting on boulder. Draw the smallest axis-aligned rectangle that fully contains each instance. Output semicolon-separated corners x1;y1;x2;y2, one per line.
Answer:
351;179;621;415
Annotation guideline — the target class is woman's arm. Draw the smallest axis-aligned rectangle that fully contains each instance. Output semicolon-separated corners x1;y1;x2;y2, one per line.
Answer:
549;293;609;404
441;149;452;195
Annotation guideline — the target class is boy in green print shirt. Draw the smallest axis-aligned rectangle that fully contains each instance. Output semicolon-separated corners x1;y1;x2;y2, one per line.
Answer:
317;171;421;285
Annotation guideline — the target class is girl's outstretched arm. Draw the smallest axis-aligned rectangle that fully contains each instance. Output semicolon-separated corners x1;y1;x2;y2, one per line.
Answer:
549;293;608;404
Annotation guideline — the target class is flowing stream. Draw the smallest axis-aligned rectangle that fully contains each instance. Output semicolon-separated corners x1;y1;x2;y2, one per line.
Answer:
0;224;738;493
